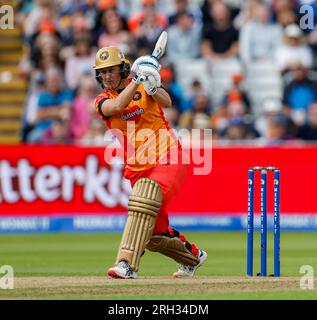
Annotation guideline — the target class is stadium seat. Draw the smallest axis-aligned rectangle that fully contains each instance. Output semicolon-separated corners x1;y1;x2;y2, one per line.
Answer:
173;58;212;97
209;59;242;108
245;61;283;116
0;25;25;144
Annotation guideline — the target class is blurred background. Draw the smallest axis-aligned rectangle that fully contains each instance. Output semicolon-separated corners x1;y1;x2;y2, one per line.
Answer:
0;0;317;145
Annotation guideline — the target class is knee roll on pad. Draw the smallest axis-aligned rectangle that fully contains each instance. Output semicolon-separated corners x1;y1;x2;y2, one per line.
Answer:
146;235;200;266
116;178;162;271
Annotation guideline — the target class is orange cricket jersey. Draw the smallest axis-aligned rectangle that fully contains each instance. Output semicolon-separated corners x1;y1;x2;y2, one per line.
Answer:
94;85;179;172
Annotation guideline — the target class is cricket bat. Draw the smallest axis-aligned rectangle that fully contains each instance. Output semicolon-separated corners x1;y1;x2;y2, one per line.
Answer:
152;30;168;60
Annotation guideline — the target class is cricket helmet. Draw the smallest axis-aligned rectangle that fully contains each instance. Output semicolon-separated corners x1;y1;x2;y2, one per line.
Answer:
93;47;131;88
93;47;130;73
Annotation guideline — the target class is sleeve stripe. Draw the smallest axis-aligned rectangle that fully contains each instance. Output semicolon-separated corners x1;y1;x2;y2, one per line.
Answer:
97;97;110;120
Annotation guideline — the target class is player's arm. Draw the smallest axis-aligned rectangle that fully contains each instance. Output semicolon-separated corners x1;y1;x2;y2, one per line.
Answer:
152;87;172;108
99;82;139;116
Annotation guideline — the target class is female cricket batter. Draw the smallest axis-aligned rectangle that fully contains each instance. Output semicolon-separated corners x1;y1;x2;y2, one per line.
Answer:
93;46;207;279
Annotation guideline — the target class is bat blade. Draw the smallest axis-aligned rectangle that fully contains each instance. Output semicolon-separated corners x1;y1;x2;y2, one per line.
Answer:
152;31;167;60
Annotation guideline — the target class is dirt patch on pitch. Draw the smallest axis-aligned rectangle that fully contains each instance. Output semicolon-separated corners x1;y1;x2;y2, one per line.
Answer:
1;276;312;299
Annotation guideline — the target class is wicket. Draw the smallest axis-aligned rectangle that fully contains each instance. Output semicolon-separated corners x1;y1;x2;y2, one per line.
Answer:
247;167;280;277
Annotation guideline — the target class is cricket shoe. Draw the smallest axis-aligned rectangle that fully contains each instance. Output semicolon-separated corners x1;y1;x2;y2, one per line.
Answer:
173;250;207;278
107;260;137;279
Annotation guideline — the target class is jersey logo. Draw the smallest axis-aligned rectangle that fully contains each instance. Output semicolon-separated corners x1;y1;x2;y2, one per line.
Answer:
121;105;144;122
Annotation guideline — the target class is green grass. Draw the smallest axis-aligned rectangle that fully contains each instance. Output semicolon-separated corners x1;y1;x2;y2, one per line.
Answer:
1;232;315;276
0;232;316;299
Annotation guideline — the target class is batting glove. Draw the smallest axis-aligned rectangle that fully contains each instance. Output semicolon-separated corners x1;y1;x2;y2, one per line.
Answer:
138;65;161;87
143;74;160;95
132;72;143;85
131;55;161;74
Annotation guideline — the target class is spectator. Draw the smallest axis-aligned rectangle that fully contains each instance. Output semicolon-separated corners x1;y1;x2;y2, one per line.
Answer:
193;93;211;115
188;79;210;109
270;0;299;23
65;33;96;91
116;0;174;19
163;107;179;129
27;68;73;142
177;89;211;130
212;96;253;135
42;118;73;144
29;30;62;73
233;0;262;29
282;61;317;126
191;94;212;129
255;97;296;138
192;113;211;129
201;1;239;61
274;24;314;73
128;0;168;31
59;8;92;46
22;0;57;44
160;66;191;113
167;11;202;64
81;116;106;145
219;73;251;113
70;76;98;141
210;102;229;132
239;3;282;66
128;0;168;54
22;73;46;142
98;0;118;12
255;97;283;137
115;0;140;19
97;8;134;55
262;114;291;144
201;0;240;26
191;79;207;97
221;117;257;141
275;8;297;29
168;0;202;26
297;102;317;140
227;100;248;119
16;0;38;32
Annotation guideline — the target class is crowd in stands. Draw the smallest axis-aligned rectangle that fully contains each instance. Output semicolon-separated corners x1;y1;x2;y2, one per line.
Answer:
15;0;317;145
